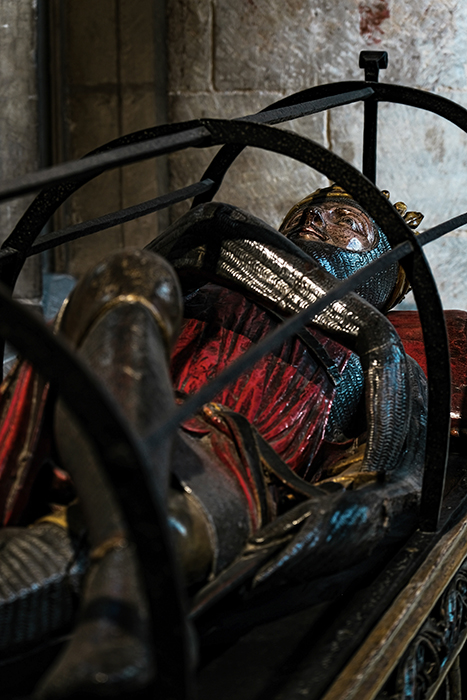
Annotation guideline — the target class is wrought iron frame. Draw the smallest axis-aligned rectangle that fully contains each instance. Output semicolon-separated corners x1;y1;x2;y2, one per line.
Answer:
1;51;467;699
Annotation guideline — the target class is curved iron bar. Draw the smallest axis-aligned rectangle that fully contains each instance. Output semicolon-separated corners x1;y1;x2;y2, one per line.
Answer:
0;122;211;289
192;82;373;207
188;82;467;528
0;286;192;700
0;95;374;272
0;83;459;536
4;80;467;269
0;78;459;695
0;127;210;205
0;88;374;290
206;119;450;533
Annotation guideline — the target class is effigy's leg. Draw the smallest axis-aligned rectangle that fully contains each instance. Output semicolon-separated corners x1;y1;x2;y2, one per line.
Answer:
37;249;260;698
37;249;189;697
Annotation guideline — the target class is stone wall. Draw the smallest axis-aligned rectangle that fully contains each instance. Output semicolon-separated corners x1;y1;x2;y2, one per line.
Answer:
6;1;465;308
0;0;41;301
167;0;467;310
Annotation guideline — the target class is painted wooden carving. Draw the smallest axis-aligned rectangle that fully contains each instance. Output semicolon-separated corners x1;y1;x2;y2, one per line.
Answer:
0;188;437;697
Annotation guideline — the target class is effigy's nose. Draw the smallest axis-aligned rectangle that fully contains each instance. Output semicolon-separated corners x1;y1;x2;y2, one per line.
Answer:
302;210;329;239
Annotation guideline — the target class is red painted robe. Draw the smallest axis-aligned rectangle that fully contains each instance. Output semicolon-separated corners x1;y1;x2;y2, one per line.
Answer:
171;285;353;480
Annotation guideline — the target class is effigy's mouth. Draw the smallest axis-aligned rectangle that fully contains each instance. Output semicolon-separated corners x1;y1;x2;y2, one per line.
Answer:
285;224;329;244
298;226;329;242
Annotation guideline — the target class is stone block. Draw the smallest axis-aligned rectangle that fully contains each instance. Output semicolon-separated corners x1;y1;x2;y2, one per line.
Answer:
169;91;328;228
327;93;467;241
357;0;467;92
64;164;123;275
121;85;157;135
214;0;319;92
121;207;159;250
120;86;159;247
15;256;43;302
281;0;467;91
212;0;467;94
168;0;212;92
327;101;364;173
65;0;118;86
120;152;160;250
0;0;41;299
61;90;124;277
67;90;121;158
376;102;467;229
51;1;169;277
397;231;467;311
0;0;38;185
118;0;156;85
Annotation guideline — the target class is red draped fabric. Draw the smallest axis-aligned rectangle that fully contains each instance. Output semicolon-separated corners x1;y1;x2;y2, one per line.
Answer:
171;285;352;479
388;309;467;439
0;361;50;525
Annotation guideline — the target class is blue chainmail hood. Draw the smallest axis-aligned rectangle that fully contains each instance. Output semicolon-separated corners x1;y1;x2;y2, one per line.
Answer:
287;224;399;311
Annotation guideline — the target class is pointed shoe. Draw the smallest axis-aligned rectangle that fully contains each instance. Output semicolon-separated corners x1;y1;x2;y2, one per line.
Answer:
58;248;182;358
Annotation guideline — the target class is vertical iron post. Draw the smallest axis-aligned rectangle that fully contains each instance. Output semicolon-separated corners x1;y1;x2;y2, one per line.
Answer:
359;51;388;183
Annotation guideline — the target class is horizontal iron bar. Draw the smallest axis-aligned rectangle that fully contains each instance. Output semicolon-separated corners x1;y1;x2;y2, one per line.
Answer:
238;88;374;126
0;126;211;203
26;179;215;257
0;246;17;261
0;90;373;208
418;211;467;247
0;200;459;268
144;239;413;454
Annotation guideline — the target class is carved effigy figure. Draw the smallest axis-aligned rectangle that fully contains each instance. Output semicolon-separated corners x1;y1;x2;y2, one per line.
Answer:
0;186;429;697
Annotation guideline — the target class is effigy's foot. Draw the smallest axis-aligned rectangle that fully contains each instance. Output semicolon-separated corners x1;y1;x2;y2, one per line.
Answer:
36;544;153;699
58;247;182;356
37;249;182;698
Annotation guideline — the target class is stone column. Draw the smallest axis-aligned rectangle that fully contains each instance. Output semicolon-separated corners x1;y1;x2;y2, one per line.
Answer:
49;0;167;279
0;0;41;303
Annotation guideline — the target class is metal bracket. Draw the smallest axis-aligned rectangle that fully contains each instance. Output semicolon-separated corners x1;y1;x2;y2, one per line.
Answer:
359;51;388;182
359;51;388;82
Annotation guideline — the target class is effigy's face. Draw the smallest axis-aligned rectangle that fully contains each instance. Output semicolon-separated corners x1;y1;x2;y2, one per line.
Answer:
281;200;377;252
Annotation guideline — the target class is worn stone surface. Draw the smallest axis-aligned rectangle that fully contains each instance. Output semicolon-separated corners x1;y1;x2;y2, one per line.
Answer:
214;0;320;92
62;88;123;278
377;102;467;225
66;0;118;87
169;92;328;227
168;0;212;92
51;0;163;278
168;0;467;309
398;232;467;311
0;0;41;299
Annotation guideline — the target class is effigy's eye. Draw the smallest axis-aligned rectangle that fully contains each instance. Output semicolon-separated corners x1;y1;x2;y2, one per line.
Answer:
340;216;359;231
287;210;303;229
